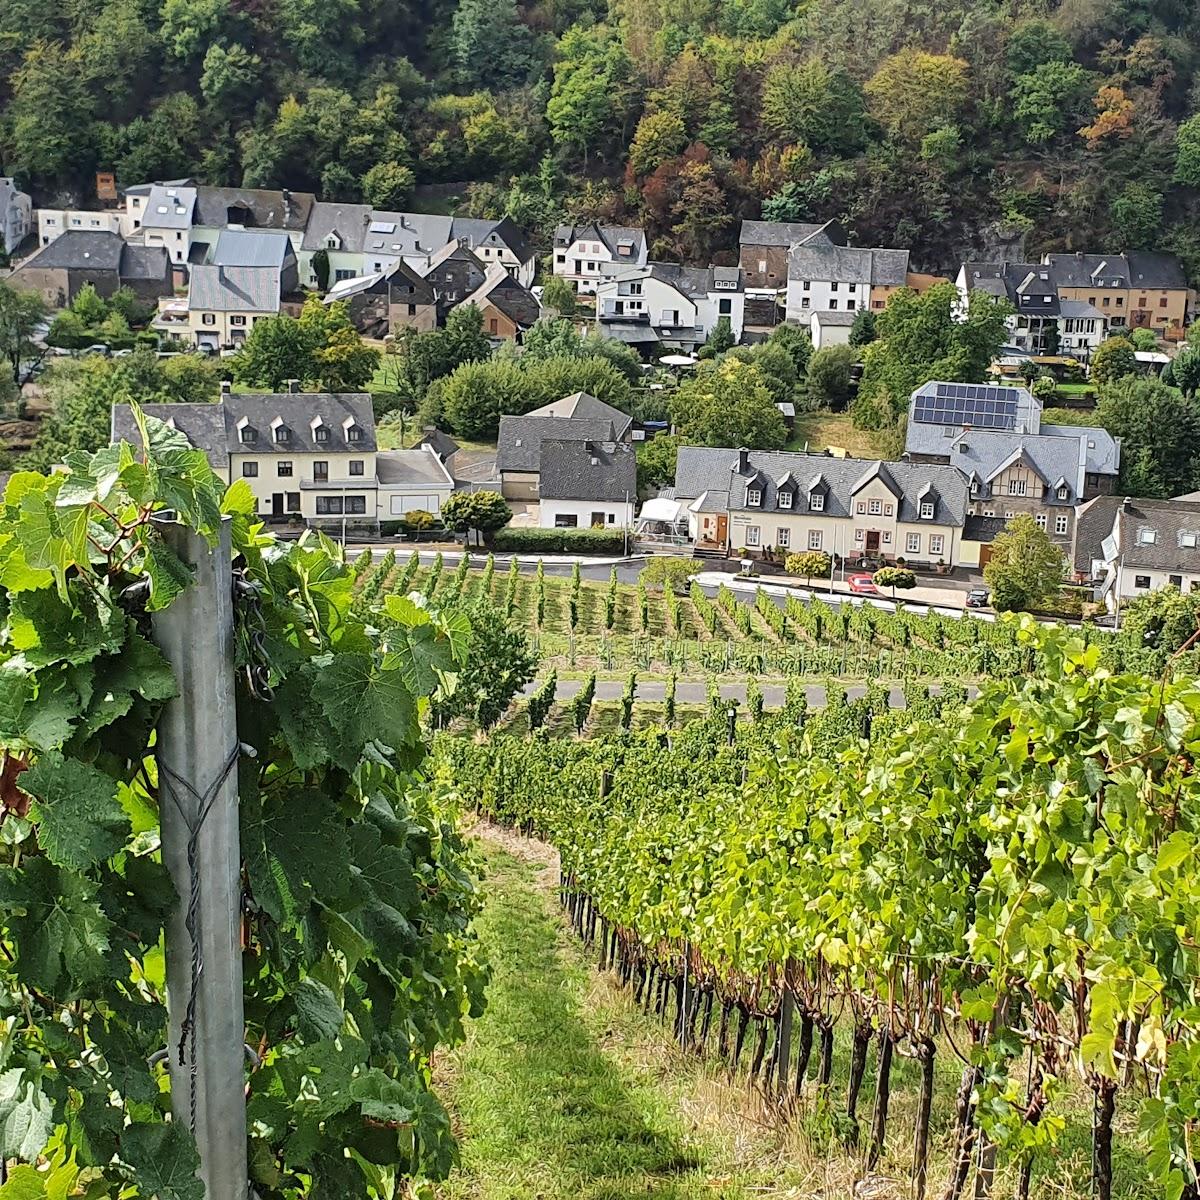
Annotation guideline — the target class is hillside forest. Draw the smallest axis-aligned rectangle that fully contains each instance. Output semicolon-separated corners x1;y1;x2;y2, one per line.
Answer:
4;0;1200;277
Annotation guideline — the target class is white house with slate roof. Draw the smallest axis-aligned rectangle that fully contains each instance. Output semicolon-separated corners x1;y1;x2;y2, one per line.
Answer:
785;243;910;322
110;389;448;530
673;446;969;565
594;262;744;348
1096;497;1200;601
450;216;535;286
537;439;636;529
180;264;283;349
299;204;454;287
552;222;647;293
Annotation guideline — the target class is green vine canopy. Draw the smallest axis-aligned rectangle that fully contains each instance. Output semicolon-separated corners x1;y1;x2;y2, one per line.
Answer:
0;407;485;1199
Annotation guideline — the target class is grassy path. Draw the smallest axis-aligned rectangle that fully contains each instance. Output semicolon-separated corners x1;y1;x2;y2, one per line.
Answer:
437;832;808;1200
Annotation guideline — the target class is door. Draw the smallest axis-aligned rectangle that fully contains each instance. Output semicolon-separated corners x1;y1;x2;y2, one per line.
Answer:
979;544;994;570
615;300;624;315
271;493;284;517
715;514;728;546
865;530;881;553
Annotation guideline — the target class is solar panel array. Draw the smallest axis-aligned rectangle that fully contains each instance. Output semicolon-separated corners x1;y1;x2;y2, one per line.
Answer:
912;383;1020;429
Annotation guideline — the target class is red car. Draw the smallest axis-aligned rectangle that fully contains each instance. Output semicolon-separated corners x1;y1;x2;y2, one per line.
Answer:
847;573;878;595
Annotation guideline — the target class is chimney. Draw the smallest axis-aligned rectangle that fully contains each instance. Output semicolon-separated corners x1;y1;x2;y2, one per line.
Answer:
399;214;409;229
737;447;749;473
286;378;300;394
1122;496;1132;511
220;379;231;395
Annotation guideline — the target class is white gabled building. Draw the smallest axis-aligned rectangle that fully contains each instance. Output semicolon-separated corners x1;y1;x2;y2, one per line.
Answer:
552;222;647;293
0;178;32;255
594;262;744;351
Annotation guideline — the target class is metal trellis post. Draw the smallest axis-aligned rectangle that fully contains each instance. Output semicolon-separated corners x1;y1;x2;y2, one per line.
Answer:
152;518;249;1200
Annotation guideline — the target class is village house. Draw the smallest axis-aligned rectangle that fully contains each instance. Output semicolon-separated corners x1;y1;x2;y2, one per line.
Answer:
323;259;438;336
10;230;171;307
36;207;123;247
415;240;487;313
0;178;32;255
1045;251;1188;338
673;446;969;566
903;381;1119;566
457;264;541;340
808;309;856;349
175;264;283;350
552;222;648;293
450;216;535;287
111;387;451;531
299;204;453;286
785;242;910;323
593;262;745;351
738;219;846;291
536;438;636;530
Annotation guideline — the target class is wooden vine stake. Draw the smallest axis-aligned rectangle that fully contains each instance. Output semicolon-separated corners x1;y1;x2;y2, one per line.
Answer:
152;518;248;1200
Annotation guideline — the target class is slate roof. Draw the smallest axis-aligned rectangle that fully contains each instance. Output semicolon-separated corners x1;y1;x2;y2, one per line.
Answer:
1127;251;1188;290
323;258;435;306
110;402;230;470
526;391;633;438
553;222;646;260
1112;498;1200;571
460;265;540;329
1058;299;1106;320
22;230;124;271
211;229;295;269
739;220;838;247
417;428;459;461
811;310;857;326
362;211;453;259
497;415;619;473
375;448;453;488
194;186;315;233
674;447;969;526
788;244;910;286
302;202;371;253
450;216;532;265
963;515;1009;544
416;238;484;275
188;265;281;313
120;244;171;281
647;261;745;298
538;438;636;502
1072;494;1122;575
1044;254;1130;290
142;184;197;229
1039;424;1121;476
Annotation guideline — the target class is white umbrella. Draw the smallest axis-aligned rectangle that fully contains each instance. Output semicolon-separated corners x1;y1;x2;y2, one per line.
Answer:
659;353;698;367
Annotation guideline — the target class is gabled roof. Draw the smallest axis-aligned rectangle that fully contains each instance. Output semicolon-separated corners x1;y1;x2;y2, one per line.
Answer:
674;446;969;526
302;202;371;253
142;184;197;229
322;258;435;306
538;438;636;502
983;442;1051;486
20;230;124;271
1072;494;1122;574
811;309;856;326
526;391;633;437
554;222;646;259
417;428;459;461
362;210;453;259
450;216;532;265
212;228;295;269
188;265;282;313
1111;498;1200;571
788;244;910;286
497;415;619;473
194;186;315;233
119;243;171;281
1043;253;1130;290
459;264;540;329
739;219;842;248
647;261;745;299
110;402;229;470
1126;251;1187;290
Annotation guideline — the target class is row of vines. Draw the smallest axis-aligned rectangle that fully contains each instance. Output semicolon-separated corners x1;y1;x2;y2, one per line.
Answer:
438;621;1200;1200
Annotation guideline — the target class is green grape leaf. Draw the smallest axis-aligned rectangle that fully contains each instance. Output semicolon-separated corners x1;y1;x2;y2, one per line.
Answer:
76;634;176;740
272;668;334;770
0;1070;53;1162
349;1069;416;1125
120;1122;203;1200
143;539;194;612
314;654;418;768
0;858;111;993
0;1164;46;1200
0;534;52;594
294;978;345;1042
8;586;124;668
22;752;129;870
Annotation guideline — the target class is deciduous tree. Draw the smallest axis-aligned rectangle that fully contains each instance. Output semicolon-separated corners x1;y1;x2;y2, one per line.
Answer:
669;359;786;449
1094;375;1200;497
440;490;512;543
1089;335;1137;384
983;514;1065;612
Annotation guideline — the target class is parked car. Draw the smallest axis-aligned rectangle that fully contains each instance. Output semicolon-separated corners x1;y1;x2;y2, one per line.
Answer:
848;573;878;595
965;587;990;609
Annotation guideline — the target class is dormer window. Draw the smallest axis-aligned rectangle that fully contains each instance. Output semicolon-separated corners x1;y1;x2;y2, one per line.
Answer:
747;487;762;507
970;479;979;494
1056;485;1069;500
1182;532;1198;548
809;493;824;512
778;491;792;509
274;425;290;443
314;426;330;443
347;424;363;443
920;502;935;519
1138;528;1157;545
240;426;257;443
325;235;338;249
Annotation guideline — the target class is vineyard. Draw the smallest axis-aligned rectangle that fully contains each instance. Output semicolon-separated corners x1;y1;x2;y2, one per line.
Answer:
351;551;1190;682
437;622;1200;1200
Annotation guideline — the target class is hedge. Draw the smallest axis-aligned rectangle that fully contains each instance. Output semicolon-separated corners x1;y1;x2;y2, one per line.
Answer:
491;527;627;554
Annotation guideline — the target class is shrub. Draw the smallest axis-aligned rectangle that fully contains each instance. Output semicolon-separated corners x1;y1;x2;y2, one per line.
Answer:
492;527;626;554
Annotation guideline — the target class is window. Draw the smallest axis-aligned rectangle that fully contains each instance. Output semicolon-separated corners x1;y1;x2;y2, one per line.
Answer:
1009;479;1027;496
868;499;882;515
346;496;366;515
1036;513;1047;530
848;283;856;293
1004;511;1015;519
810;493;823;512
1135;575;1151;589
314;426;330;443
847;300;856;310
488;319;499;335
906;533;921;553
779;491;793;509
854;528;864;543
349;460;364;476
1116;297;1123;307
242;462;258;478
316;497;342;515
286;492;300;512
970;480;979;495
347;425;363;443
719;298;732;315
881;531;892;546
930;534;944;556
277;461;293;477
1055;514;1069;536
884;503;893;517
808;529;822;550
801;298;810;309
745;526;761;547
201;313;216;325
407;304;417;316
554;514;579;528
918;501;935;520
777;528;790;548
1170;574;1183;588
313;462;328;481
746;487;762;507
829;300;838;310
1182;532;1199;548
1087;473;1098;487
240;426;256;443
555;253;565;265
275;427;290;443
830;282;839;293
758;259;767;274
1160;297;1169;308
1138;528;1157;544
802;281;811;292
856;501;866;515
1103;297;1110;307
